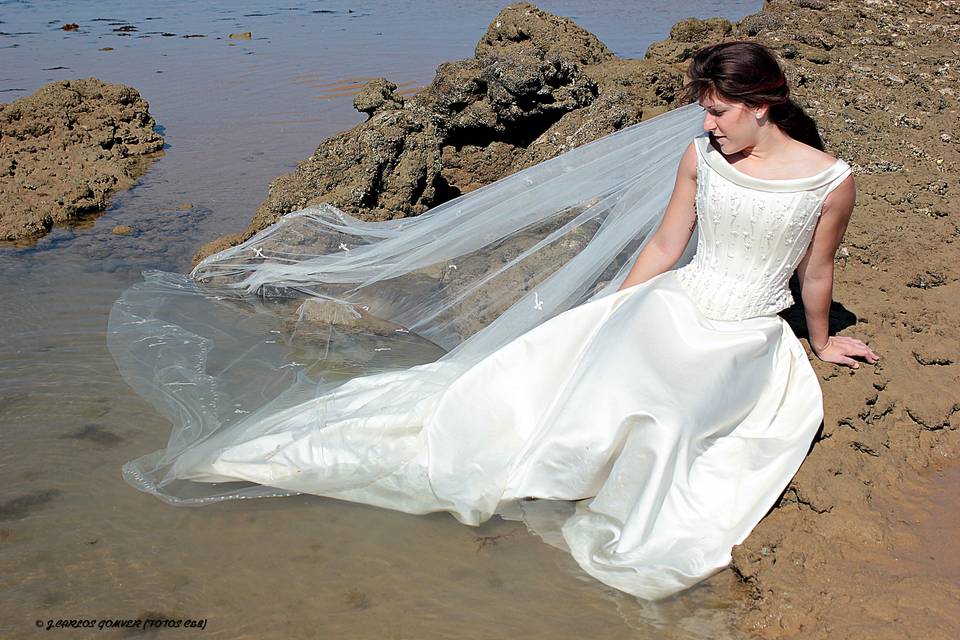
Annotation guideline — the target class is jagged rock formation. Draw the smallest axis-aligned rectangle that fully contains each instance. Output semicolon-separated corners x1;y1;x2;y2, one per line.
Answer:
0;78;164;241
193;2;684;261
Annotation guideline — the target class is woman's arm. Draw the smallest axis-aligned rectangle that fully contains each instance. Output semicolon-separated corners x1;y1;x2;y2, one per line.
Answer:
617;142;699;291
795;174;879;368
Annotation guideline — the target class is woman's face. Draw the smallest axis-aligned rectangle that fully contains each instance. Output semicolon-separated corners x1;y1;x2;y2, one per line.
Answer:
698;94;764;154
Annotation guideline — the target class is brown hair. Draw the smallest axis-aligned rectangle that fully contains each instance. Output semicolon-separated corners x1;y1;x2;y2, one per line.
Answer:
683;41;824;151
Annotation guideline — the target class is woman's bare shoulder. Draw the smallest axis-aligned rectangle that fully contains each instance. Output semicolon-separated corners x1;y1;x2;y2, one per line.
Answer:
791;140;840;173
676;140;698;181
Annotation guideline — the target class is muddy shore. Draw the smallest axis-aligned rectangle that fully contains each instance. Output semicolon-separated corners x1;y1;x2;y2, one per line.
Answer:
0;77;163;242
198;1;958;636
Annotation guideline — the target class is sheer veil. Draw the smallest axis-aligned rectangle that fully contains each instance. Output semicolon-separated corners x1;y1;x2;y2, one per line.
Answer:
108;101;707;506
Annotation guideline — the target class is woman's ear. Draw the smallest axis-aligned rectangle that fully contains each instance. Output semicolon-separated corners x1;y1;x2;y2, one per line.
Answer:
754;104;769;120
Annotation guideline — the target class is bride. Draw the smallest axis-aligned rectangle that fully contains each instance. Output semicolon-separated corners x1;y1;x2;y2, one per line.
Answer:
109;41;879;600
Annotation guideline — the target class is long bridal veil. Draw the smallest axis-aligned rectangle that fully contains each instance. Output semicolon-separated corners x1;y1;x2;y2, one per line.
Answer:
108;101;706;506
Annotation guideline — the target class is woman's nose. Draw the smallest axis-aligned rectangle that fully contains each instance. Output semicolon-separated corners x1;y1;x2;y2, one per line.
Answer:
703;114;715;132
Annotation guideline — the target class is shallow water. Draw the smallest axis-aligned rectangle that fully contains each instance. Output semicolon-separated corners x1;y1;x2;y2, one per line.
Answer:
1;1;762;637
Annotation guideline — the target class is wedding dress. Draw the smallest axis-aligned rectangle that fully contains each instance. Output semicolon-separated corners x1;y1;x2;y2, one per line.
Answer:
108;102;851;600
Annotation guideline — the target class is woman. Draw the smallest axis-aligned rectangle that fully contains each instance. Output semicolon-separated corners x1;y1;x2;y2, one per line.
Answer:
620;41;878;370
109;41;878;600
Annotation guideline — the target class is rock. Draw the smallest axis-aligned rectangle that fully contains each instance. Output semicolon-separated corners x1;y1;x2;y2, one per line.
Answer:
352;78;405;118
736;12;784;37
0;78;164;241
111;224;133;235
297;298;364;326
194;4;627;263
474;1;614;65
426;53;597;135
907;270;947;289
644;17;733;63
229;31;252;40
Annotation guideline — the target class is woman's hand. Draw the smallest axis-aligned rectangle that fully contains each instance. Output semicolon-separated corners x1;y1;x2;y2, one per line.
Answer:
811;336;880;369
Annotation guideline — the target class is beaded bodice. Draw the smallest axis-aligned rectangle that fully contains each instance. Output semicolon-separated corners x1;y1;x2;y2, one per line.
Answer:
674;132;852;321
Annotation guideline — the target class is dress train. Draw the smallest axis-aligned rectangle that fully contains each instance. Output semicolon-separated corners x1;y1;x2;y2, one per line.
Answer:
162;269;822;599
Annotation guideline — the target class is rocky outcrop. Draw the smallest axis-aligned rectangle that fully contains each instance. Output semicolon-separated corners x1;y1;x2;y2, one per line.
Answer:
352;78;405;118
644;17;734;64
473;1;614;64
0;78;164;241
193;2;681;261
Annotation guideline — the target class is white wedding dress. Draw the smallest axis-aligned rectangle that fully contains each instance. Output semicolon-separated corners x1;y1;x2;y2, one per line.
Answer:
120;130;851;600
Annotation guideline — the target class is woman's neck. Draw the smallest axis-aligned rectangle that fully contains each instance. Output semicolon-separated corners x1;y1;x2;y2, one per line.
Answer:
730;125;796;164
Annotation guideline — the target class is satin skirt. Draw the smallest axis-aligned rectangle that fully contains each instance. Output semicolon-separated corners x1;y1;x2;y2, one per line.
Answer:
168;269;823;600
